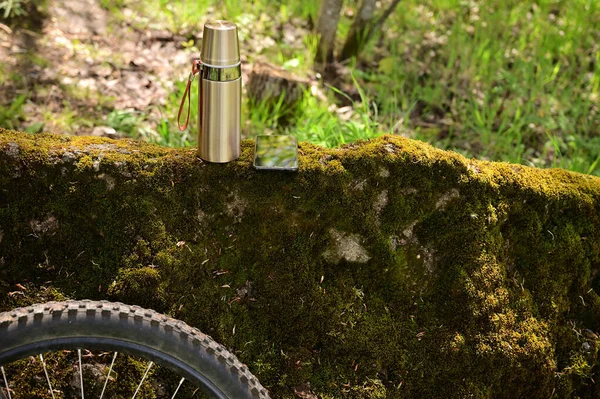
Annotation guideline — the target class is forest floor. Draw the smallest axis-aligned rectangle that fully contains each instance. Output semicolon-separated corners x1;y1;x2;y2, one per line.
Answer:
1;0;210;143
0;0;319;146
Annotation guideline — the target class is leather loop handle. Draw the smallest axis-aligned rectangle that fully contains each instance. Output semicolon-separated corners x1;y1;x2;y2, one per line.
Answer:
177;59;202;131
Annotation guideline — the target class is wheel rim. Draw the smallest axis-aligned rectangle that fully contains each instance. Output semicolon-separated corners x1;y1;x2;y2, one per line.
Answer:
0;301;268;399
0;337;227;399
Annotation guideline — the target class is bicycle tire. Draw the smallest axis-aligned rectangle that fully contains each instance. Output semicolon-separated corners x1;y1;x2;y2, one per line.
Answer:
0;300;270;399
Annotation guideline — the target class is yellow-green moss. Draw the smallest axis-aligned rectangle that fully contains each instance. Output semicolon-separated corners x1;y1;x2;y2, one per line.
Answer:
2;128;600;398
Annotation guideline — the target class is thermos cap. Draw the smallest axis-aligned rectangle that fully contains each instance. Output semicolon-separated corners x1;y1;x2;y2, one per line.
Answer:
201;20;240;67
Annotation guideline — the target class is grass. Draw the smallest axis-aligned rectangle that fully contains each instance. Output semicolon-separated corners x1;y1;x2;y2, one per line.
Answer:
291;77;384;147
1;0;599;177
367;0;600;175
101;0;272;34
99;0;208;33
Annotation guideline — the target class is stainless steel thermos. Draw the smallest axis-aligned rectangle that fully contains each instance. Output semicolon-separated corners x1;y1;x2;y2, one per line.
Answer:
178;20;241;163
198;20;241;163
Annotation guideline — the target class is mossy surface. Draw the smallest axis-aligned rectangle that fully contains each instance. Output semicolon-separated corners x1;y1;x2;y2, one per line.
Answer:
1;128;600;398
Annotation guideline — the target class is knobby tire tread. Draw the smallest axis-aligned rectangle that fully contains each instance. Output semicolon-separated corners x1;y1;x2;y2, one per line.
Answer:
0;300;269;399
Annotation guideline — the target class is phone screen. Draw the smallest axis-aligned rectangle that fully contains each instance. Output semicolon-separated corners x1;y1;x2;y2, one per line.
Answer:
253;135;298;171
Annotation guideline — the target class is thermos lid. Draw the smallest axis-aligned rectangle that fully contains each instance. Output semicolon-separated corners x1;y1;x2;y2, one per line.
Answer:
201;20;240;67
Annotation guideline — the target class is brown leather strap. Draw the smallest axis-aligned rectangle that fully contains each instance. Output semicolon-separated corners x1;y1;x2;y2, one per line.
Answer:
177;59;202;131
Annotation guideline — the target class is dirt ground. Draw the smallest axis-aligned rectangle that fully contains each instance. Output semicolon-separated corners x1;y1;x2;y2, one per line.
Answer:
0;0;257;137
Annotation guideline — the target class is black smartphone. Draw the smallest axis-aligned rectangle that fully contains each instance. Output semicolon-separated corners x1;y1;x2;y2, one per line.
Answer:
253;135;298;171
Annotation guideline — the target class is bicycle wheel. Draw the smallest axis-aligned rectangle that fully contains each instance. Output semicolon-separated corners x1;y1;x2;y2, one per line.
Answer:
0;300;270;399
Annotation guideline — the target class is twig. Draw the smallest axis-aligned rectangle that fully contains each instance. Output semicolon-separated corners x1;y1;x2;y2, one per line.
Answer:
0;23;12;34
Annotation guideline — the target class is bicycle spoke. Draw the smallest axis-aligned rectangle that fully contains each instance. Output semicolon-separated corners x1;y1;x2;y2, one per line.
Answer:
78;349;85;399
1;366;11;399
131;361;153;399
0;300;271;399
40;354;56;399
171;377;185;398
99;352;118;399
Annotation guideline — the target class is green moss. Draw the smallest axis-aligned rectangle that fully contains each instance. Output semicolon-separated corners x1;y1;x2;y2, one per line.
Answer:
2;128;600;398
107;266;165;310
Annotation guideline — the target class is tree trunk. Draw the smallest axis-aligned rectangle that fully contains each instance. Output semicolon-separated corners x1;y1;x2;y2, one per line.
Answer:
246;62;310;125
314;0;344;66
338;0;377;62
339;0;402;62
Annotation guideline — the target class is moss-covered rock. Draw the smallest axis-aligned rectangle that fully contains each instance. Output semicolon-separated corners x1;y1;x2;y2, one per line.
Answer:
1;128;600;398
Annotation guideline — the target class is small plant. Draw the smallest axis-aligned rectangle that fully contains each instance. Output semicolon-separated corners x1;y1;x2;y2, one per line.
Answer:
246;93;289;132
0;0;26;19
288;0;319;23
106;109;145;137
140;118;194;147
0;94;27;130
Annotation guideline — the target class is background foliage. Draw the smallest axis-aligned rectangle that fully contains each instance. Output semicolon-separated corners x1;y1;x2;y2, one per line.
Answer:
0;0;599;175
